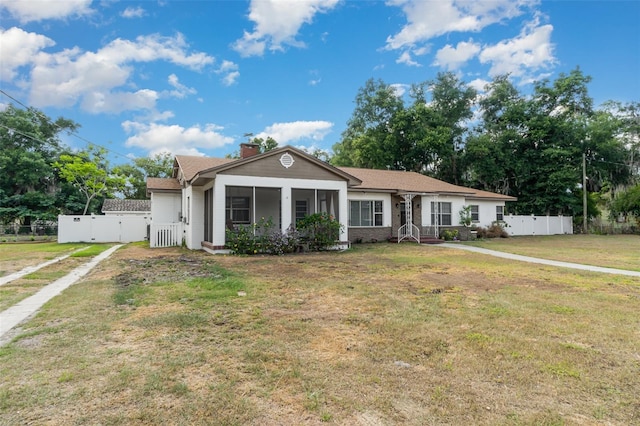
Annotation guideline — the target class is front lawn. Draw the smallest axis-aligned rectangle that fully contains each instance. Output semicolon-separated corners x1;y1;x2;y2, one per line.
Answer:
0;243;638;425
467;234;640;271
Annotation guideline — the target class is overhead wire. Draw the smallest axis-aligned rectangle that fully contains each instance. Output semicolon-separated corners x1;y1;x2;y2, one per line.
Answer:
0;89;133;162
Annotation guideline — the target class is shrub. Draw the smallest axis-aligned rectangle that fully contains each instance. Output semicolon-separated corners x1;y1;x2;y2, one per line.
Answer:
296;213;343;251
226;213;343;255
225;217;300;255
441;229;459;241
476;223;509;239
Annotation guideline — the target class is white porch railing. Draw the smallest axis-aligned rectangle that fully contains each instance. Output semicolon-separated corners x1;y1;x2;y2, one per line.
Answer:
398;223;420;243
150;223;184;248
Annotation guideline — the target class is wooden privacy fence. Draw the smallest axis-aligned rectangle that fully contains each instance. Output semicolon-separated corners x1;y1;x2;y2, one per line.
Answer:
150;223;184;248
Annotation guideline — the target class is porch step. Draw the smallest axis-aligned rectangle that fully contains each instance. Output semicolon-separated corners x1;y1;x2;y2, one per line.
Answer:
388;236;444;244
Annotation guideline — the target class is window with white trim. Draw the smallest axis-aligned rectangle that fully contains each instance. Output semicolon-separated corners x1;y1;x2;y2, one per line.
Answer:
226;196;250;224
349;200;383;226
470;205;479;222
431;202;452;226
496;205;504;221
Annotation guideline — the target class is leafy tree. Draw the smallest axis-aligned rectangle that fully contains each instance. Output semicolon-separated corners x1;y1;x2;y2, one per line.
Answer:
466;69;630;217
332;78;405;169
332;73;475;183
425;72;476;183
115;152;173;199
54;146;126;215
0;104;78;225
601;101;640;184
255;136;278;153
226;136;279;159
610;184;640;219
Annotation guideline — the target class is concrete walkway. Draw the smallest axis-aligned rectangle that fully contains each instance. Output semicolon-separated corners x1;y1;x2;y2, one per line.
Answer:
0;246;90;287
0;245;123;345
438;243;640;278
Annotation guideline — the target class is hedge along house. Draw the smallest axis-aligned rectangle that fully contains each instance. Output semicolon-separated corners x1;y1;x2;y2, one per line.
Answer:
146;143;515;252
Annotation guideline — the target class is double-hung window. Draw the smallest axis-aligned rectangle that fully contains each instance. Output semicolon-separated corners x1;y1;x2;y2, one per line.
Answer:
470;205;479;222
496;206;504;221
226;196;250;224
431;202;452;226
349;200;383;226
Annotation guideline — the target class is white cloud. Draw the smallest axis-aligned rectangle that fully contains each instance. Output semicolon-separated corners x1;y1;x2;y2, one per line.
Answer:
22;32;214;113
122;121;235;156
232;0;339;57
121;6;145;18
255;121;334;144
166;74;197;98
0;27;55;81
468;78;490;93
81;89;159;113
479;18;556;81
389;83;410;97
1;0;93;23
433;40;481;70
396;51;421;67
385;0;535;65
215;60;239;86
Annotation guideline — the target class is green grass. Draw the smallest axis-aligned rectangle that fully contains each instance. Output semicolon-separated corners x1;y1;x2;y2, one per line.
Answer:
69;244;112;258
0;242;638;425
467;234;640;271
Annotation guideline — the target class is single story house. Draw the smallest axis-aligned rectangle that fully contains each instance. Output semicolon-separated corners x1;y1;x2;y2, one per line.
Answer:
146;143;515;252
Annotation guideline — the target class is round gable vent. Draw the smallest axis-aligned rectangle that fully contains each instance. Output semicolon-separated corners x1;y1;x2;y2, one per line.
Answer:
280;153;295;169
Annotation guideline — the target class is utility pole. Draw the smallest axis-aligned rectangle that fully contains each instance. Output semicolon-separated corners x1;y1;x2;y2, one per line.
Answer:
583;152;587;233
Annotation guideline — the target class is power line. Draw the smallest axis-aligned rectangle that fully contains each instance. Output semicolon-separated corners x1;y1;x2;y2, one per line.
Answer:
0;89;132;162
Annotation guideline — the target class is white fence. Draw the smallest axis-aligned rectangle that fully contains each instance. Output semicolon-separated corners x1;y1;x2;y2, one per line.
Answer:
58;215;150;243
150;223;184;248
503;215;573;236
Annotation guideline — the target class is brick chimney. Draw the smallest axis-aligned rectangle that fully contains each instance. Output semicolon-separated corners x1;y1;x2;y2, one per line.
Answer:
240;143;260;159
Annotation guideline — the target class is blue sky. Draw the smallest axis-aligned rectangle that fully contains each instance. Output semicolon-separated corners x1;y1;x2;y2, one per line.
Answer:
1;0;639;165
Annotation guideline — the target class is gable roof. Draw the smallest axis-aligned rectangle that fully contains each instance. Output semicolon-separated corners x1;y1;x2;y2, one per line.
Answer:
150;146;515;202
174;156;234;182
340;167;516;201
146;177;181;195
102;199;151;213
178;146;362;187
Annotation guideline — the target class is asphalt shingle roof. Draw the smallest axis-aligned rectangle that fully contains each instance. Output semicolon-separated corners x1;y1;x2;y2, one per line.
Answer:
175;156;234;181
146;177;181;192
339;167;515;200
102;199;151;212
148;148;515;202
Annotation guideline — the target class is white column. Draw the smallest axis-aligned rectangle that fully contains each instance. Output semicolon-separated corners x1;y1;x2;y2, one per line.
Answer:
281;185;292;233
213;182;227;247
338;184;348;242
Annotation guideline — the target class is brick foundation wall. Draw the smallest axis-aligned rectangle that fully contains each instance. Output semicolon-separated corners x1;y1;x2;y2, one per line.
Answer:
348;227;392;243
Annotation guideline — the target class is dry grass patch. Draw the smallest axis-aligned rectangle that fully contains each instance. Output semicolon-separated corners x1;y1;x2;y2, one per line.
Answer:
0;242;88;276
0;243;638;425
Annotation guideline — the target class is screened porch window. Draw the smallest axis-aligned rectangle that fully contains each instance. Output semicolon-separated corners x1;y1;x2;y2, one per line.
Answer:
295;200;308;223
226;196;250;224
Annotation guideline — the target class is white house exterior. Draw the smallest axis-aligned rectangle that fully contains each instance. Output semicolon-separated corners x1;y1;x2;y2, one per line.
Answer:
146;144;516;252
